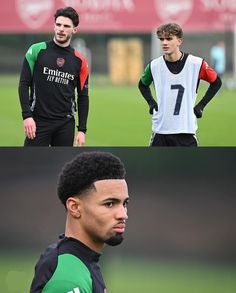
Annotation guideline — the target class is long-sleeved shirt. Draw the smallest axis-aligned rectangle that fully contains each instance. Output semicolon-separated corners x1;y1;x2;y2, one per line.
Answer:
18;40;89;133
30;235;106;293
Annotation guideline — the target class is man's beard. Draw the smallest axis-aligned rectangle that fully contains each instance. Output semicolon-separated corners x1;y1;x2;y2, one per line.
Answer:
105;233;124;246
55;34;71;44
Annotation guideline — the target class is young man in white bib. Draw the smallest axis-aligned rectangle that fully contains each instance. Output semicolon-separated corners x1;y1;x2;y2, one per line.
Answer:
139;23;222;146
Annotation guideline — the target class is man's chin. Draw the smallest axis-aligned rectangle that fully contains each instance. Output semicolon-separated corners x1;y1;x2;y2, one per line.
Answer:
55;36;70;45
105;233;124;246
55;39;67;44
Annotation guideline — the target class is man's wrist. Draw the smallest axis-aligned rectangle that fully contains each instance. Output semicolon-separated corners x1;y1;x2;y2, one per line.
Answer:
23;113;33;120
76;126;87;134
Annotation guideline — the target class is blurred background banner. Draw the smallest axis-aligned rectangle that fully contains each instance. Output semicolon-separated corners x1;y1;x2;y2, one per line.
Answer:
1;0;236;33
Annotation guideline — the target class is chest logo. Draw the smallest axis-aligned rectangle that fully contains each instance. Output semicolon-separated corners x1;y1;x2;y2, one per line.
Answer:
57;57;65;67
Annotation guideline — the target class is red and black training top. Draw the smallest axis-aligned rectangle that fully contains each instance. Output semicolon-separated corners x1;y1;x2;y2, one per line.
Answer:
18;40;89;133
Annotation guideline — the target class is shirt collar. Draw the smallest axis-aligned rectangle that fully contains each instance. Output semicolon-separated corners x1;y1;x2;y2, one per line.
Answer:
58;234;101;263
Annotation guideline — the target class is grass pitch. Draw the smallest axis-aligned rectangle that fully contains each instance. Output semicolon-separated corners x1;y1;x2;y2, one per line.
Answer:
0;253;236;293
0;74;235;146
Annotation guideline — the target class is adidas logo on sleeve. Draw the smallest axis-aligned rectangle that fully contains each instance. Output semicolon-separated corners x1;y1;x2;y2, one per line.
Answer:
67;288;80;293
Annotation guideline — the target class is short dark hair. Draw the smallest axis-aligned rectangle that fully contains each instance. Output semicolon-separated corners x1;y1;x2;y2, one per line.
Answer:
156;23;183;39
57;152;126;206
54;7;79;27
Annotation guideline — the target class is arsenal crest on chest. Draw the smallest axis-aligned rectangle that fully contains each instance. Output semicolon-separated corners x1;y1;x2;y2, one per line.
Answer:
57;57;65;67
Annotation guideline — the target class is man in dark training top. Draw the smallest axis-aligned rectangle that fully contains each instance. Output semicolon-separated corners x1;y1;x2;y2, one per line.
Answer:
18;7;89;146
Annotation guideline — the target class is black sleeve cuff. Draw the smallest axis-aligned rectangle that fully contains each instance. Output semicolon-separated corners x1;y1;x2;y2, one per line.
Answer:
76;126;87;134
22;112;33;120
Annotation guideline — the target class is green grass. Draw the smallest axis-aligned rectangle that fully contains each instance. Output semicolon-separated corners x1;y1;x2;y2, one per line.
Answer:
0;253;236;293
105;258;236;293
0;74;235;146
0;253;36;293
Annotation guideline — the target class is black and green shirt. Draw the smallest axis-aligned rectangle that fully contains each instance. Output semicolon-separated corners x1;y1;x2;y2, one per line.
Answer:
30;236;106;293
18;40;89;133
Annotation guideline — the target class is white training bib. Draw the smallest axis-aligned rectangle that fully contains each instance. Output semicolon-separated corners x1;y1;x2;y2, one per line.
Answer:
150;55;202;134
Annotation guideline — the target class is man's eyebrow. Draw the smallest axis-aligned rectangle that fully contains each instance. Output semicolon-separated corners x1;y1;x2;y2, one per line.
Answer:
101;197;129;203
55;22;72;27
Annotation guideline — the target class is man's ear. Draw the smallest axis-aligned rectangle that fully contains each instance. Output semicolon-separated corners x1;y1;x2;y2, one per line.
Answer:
73;26;78;34
178;38;183;47
66;197;81;218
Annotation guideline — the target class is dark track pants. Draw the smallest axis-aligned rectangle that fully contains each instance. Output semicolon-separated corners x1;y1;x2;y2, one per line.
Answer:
24;117;75;146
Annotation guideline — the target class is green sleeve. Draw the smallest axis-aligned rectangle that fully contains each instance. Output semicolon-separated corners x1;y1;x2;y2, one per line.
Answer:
25;42;46;74
42;254;93;293
140;63;153;86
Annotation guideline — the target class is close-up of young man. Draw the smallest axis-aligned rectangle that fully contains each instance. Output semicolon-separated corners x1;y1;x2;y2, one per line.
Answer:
30;151;129;293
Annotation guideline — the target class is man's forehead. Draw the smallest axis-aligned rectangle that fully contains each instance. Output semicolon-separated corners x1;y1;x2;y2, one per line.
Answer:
94;178;126;186
55;16;73;25
88;179;128;201
93;179;127;192
159;32;174;38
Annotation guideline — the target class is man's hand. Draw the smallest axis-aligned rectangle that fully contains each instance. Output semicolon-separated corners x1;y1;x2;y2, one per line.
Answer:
149;102;158;115
75;131;85;146
24;117;36;139
194;104;204;118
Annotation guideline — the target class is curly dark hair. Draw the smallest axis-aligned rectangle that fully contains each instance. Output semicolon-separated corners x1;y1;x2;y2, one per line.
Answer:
54;7;79;27
156;23;183;39
57;152;126;206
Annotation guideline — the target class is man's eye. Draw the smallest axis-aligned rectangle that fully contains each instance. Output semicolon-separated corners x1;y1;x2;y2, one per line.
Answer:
105;202;113;208
124;201;129;208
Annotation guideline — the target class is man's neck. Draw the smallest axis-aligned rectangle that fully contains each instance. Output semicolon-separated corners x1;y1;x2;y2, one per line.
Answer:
53;37;70;48
65;217;104;253
164;50;183;62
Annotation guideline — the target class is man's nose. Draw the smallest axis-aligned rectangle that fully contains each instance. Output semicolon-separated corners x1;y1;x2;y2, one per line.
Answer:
116;205;128;220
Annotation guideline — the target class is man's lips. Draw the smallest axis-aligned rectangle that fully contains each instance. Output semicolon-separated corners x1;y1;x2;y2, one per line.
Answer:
113;224;126;233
